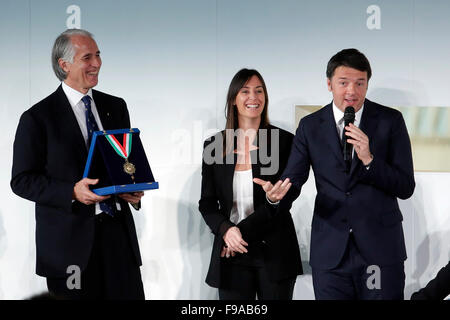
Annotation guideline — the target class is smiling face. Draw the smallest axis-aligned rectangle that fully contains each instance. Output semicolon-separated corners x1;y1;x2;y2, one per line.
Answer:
234;75;266;123
59;35;101;94
327;66;368;112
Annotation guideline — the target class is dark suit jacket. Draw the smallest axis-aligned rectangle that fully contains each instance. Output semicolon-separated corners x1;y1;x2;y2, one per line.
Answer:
282;99;415;270
199;125;303;288
11;85;142;278
411;261;450;300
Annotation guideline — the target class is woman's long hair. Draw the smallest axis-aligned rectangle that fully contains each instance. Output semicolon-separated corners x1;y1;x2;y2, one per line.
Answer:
223;68;270;155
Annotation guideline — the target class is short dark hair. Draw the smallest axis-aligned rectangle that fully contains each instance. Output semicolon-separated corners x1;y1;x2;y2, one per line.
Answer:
326;48;372;80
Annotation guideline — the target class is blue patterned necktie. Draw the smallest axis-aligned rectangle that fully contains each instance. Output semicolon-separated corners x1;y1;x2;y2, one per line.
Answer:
82;95;115;216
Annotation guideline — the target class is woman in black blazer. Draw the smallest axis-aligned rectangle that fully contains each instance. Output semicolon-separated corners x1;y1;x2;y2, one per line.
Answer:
199;68;303;300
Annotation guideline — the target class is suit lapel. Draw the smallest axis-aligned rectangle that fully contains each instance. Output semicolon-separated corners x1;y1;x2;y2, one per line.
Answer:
93;90;113;130
220;128;272;217
251;151;267;206
321;103;346;167
221;141;264;217
223;152;237;215
53;85;88;158
349;99;380;176
358;99;379;143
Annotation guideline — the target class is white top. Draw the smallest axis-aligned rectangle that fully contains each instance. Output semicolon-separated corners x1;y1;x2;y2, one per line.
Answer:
62;82;120;214
229;169;254;224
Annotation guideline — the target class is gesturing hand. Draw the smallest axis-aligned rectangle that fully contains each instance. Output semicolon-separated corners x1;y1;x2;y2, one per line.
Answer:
345;123;373;165
223;226;248;254
253;178;292;203
73;178;110;205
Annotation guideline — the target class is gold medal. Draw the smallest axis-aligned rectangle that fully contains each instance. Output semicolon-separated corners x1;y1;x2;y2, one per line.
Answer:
105;132;136;182
123;159;136;175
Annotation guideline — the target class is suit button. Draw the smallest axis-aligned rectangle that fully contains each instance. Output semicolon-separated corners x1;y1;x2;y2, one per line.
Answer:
261;240;266;244
346;192;351;196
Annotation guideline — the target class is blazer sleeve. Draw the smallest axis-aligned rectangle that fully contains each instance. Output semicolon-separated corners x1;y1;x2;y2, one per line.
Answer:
281;119;311;191
237;186;300;242
411;261;450;300
358;111;415;200
10;110;74;210
198;138;234;237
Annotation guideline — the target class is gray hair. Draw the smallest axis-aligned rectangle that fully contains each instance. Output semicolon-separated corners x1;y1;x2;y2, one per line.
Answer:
51;29;94;81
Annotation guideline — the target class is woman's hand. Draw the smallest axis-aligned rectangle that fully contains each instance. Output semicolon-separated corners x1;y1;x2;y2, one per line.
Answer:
223;226;248;254
220;246;236;258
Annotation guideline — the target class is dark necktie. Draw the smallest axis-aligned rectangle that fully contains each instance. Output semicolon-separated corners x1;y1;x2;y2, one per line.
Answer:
82;95;115;216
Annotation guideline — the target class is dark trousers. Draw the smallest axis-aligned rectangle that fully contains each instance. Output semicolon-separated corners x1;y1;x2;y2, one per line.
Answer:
312;233;405;300
218;263;296;300
47;212;145;300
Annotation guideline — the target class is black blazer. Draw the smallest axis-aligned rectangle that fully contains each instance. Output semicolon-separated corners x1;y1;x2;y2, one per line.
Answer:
282;99;415;270
411;261;450;300
199;125;303;288
11;85;142;278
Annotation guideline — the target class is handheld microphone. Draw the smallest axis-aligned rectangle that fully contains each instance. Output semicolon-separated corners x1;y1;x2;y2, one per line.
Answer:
343;106;355;162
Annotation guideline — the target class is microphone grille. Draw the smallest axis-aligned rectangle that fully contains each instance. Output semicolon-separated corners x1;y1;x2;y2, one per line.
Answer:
344;106;355;121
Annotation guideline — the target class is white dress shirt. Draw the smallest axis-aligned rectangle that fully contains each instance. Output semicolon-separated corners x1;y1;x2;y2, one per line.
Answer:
332;102;364;158
332;102;364;233
62;82;104;145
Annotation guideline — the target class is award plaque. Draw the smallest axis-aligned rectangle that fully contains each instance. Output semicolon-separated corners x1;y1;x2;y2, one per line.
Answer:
83;128;159;195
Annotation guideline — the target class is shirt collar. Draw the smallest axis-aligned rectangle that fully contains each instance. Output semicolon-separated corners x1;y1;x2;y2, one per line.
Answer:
332;101;364;127
61;82;93;108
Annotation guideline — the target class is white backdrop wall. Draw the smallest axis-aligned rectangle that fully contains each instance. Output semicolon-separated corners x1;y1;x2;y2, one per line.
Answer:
0;0;449;299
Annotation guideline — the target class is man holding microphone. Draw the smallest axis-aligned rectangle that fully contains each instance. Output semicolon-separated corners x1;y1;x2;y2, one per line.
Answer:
255;48;415;299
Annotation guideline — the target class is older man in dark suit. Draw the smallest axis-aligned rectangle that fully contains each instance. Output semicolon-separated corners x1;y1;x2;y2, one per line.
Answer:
11;29;145;299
